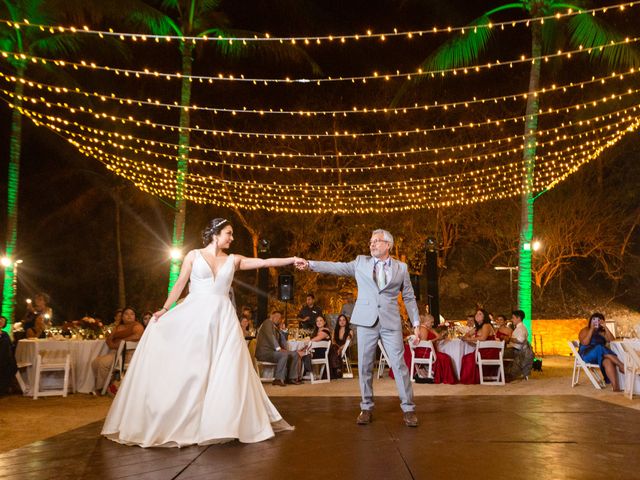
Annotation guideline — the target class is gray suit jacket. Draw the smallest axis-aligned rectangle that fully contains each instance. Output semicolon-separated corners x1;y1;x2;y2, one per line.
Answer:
255;320;284;360
310;255;420;331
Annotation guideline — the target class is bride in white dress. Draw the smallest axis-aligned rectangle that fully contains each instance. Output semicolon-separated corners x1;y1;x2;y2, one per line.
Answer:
102;218;296;447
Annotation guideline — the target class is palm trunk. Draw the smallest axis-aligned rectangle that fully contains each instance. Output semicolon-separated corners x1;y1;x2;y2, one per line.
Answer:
168;42;194;294
517;21;542;337
1;62;26;332
115;186;126;307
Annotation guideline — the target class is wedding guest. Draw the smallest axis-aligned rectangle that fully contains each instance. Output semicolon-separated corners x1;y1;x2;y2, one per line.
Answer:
333;314;353;354
25;314;46;339
110;309;123;327
332;314;353;378
391;314;457;384
91;307;143;394
21;293;52;339
301;315;337;378
0;316;17;395
240;316;253;338
255;310;301;386
505;310;534;381
340;293;356;319
297;293;323;330
459;309;498;384
240;306;254;328
578;312;625;391
141;311;153;328
495;314;513;342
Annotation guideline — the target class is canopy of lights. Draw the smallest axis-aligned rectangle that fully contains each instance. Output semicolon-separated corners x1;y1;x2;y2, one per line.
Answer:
1;2;639;214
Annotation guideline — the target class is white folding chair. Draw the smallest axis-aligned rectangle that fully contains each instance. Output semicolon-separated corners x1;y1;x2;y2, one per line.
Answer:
101;340;126;395
622;340;640;400
377;340;390;379
340;337;354;378
409;339;435;382
309;341;331;384
256;361;277;382
567;340;605;389
476;340;505;385
605;321;617;338
32;343;74;399
15;360;32;395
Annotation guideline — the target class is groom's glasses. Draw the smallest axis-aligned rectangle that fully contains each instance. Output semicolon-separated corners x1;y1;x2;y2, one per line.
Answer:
369;239;389;246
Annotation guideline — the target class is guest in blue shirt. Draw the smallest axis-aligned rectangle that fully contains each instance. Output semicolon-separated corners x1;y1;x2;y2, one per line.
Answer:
578;312;624;391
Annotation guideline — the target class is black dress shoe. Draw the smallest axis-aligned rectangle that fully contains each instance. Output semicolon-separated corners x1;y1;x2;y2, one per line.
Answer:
286;378;303;385
357;410;372;425
403;411;418;427
272;379;287;387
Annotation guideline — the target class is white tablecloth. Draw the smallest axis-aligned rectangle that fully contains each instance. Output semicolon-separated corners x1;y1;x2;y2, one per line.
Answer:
287;340;309;352
16;339;109;394
610;340;640;394
437;338;475;379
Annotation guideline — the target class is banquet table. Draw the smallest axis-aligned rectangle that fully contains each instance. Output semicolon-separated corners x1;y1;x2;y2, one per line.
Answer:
437;338;476;379
16;338;109;394
287;339;310;352
610;340;640;395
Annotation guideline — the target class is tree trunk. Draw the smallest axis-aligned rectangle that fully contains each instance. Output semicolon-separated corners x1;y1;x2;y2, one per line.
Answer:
115;186;126;307
1;62;26;332
517;20;542;336
167;41;194;294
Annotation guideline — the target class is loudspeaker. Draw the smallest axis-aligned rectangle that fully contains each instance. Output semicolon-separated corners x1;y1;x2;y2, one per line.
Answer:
410;274;421;301
278;274;294;301
425;248;440;326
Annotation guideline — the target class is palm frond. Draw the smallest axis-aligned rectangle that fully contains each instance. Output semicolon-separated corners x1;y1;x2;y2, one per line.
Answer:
541;17;563;54
567;13;640;68
200;27;322;76
419;14;495;73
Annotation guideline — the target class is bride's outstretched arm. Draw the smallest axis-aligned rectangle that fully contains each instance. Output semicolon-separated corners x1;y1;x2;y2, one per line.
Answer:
153;250;196;320
236;255;302;271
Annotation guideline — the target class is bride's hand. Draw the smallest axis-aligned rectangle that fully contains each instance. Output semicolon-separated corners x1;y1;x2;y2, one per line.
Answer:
294;257;309;270
151;308;167;322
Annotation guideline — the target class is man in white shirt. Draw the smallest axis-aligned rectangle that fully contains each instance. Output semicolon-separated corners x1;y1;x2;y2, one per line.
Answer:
506;310;534;380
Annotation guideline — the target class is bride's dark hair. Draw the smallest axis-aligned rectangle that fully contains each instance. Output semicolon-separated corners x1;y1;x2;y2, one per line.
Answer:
202;218;231;245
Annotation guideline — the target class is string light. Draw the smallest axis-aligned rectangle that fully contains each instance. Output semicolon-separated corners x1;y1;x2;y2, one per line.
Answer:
3;67;637;118
3;81;639;141
2;35;638;85
22;106;638;174
1;1;636;44
52;118;636;197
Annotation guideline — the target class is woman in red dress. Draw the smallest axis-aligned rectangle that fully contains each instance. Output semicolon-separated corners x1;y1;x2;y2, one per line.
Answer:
459;309;498;384
390;314;457;384
495;314;512;342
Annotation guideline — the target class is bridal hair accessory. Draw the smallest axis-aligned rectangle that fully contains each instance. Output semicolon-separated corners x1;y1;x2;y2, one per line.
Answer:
213;218;228;229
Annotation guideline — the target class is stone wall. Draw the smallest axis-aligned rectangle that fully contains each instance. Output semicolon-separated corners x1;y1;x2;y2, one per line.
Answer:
531;319;586;356
531;318;640;356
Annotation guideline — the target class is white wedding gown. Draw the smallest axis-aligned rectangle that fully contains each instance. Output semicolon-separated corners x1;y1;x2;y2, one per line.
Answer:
102;252;293;447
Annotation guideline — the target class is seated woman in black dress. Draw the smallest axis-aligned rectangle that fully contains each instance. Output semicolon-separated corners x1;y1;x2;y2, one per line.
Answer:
331;314;352;377
301;316;336;379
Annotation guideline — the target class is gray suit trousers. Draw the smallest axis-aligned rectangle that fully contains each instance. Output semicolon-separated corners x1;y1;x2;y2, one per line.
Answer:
357;321;414;413
257;350;300;381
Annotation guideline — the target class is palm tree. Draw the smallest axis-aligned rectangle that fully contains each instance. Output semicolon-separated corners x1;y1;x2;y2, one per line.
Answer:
0;0;92;331
397;1;640;333
127;0;320;294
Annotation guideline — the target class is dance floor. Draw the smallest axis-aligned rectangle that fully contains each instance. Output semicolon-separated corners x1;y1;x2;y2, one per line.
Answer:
2;395;639;480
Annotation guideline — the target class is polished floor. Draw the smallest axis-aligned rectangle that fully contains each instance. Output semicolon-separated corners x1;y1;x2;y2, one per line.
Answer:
1;395;638;480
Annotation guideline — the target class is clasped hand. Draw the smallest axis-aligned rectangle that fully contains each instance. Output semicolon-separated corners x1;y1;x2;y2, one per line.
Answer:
294;257;309;270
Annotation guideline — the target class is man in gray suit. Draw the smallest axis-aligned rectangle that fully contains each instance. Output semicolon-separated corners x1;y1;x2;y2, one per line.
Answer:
255;310;302;386
296;229;420;427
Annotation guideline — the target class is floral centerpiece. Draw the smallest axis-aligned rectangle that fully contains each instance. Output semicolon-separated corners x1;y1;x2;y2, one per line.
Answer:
56;316;106;339
434;321;458;339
